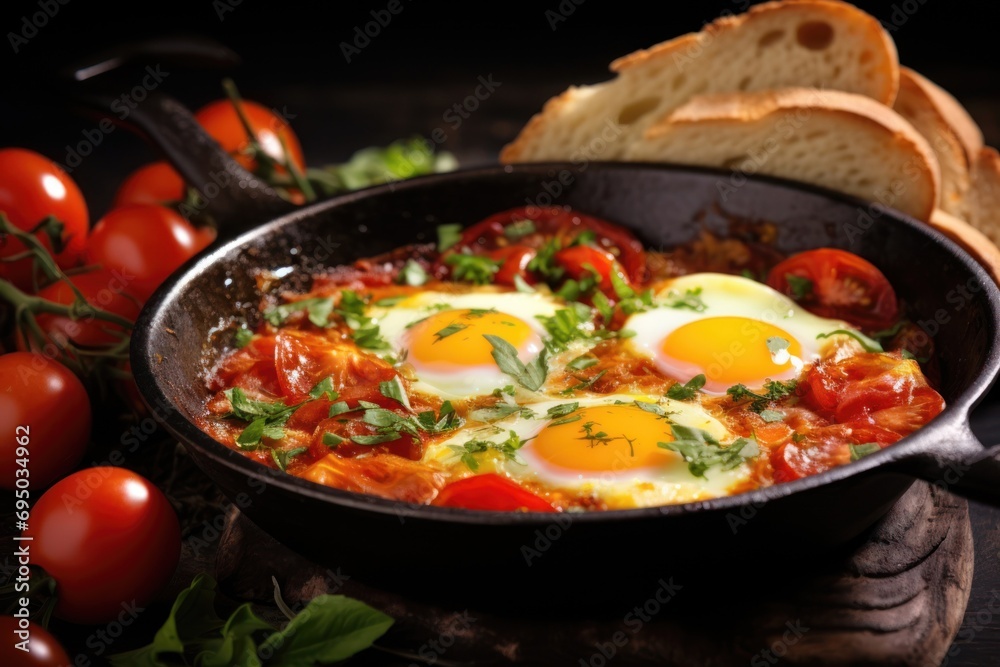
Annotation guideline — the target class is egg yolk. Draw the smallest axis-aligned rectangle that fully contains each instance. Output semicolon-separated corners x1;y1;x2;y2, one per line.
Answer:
405;309;540;369
529;405;679;475
659;316;802;391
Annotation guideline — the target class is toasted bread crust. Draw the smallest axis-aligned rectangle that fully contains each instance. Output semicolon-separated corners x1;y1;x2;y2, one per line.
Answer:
928;209;1000;284
501;0;899;163
898;68;983;166
638;88;940;221
612;0;898;104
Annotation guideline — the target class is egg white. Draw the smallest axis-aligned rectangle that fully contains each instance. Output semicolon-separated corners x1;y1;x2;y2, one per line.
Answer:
625;273;879;394
424;394;753;509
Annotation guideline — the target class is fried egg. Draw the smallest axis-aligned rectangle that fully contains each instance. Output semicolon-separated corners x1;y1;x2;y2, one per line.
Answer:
625;273;878;395
424;394;751;508
373;290;569;397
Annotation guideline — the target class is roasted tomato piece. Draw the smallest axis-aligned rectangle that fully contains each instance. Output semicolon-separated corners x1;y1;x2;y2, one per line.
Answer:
433;474;557;512
490;245;537;286
454;206;647;283
553;244;631;299
766;248;899;331
303;452;445;503
274;330;397;400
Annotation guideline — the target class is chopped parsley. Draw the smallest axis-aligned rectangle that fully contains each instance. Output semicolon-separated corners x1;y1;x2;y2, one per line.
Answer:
445;252;501;284
309;377;339;401
233;327;255;349
263;296;335;328
450;430;524;471
470;403;536;422
666;374;706;401
816;329;884;353
335;290;390;351
223;388;303;449
567;354;598;371
726;379;798;413
527;238;565;281
560;369;607;395
546;402;580;419
659;426;759;478
433;322;468;342
437;223;462;252
400;260;428;286
849;442;881;461
378;377;411;409
513;274;535;293
785;274;813;300
664;287;707;312
503;219;536;241
271;446;309;472
322;432;345;448
484;334;548;391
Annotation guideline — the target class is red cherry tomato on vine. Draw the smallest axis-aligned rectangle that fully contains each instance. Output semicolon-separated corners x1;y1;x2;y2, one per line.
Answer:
0;148;88;290
29;270;140;347
87;204;207;302
22;467;181;624
195;99;305;172
766;248;899;331
114;161;186;208
0;616;70;666
434;474;556;512
0;352;90;491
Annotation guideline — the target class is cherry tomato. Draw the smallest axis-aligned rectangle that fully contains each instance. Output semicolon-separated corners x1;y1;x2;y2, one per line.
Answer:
113;161;186;208
195;99;305;172
22;467;181;624
86;204;206;302
434;474;556;512
554;244;629;298
0;148;88;290
766;248;899;331
0;616;70;666
457;207;647;282
29;270;140;347
490;245;537;286
0;352;90;491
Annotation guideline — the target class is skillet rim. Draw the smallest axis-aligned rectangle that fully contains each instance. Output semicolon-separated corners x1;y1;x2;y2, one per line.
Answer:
131;162;1000;525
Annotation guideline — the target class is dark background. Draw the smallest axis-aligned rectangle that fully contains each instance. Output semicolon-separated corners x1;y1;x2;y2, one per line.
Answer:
1;0;999;214
1;1;999;664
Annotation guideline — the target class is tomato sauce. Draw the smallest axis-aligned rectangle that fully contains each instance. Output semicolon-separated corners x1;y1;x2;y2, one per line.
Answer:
197;207;944;511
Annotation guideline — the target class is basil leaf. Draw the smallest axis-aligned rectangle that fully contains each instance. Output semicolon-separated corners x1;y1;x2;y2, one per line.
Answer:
258;595;393;665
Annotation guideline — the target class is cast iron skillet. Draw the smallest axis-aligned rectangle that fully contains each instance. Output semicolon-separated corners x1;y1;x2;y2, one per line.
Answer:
118;93;1000;603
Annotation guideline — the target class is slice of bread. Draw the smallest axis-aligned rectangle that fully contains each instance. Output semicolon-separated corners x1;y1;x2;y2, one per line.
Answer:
927;208;1000;284
965;147;1000;247
624;88;940;221
501;0;898;163
893;68;983;216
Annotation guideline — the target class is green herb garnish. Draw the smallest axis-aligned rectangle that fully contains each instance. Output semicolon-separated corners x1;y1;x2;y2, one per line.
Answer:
659;427;759;478
484;334;548;391
666;374;706;401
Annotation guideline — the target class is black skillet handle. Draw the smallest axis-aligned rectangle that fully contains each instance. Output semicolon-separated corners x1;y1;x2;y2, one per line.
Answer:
73;90;295;236
893;417;1000;507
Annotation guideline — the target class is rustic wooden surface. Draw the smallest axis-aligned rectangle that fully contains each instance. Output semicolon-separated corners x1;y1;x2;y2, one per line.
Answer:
214;481;972;667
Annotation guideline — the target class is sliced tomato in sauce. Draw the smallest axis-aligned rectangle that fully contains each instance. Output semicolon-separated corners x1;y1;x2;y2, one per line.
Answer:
766;248;899;331
275;330;397;400
433;474;557;512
